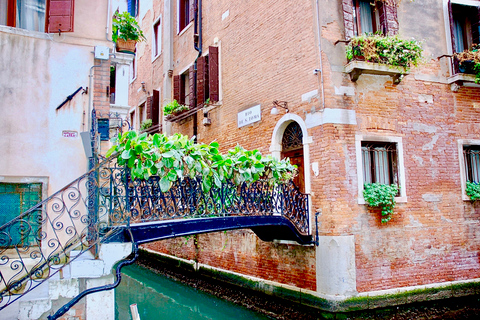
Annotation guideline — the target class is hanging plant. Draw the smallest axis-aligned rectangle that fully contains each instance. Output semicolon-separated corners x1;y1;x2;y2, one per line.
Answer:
346;34;423;69
106;131;297;193
363;183;399;223
465;181;480;201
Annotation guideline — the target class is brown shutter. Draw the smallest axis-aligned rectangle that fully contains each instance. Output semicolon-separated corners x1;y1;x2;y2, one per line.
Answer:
378;1;387;35
189;65;195;108
197;56;206;106
152;90;160;125
448;0;457;53
383;0;398;36
189;0;195;23
173;75;181;103
472;7;480;46
342;0;355;40
208;46;219;102
47;0;75;33
146;96;153;120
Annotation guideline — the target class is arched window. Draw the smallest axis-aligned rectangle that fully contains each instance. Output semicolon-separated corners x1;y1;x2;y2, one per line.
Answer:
281;122;304;192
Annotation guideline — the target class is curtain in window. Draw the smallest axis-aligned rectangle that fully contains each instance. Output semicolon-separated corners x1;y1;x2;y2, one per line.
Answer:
373;147;390;184
17;0;46;32
362;145;393;185
454;19;465;52
359;0;373;34
466;149;480;182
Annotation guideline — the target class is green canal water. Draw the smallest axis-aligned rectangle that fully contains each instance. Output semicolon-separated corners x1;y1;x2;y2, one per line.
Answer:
115;264;272;320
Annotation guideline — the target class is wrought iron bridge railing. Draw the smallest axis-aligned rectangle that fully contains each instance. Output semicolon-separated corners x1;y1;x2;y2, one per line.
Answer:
0;157;309;311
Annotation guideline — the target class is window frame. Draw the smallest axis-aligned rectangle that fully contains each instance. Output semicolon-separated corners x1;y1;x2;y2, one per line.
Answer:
356;135;407;204
177;0;193;34
152;15;162;61
458;139;480;200
354;0;382;36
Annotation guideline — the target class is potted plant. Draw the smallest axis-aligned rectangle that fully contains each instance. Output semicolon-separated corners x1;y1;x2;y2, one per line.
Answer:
164;100;189;118
112;12;146;53
465;181;480;201
363;183;399;223
346;34;422;69
140;119;153;131
454;44;480;83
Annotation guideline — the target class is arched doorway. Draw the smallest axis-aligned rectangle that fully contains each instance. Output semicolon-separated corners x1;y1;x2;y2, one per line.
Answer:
281;122;305;193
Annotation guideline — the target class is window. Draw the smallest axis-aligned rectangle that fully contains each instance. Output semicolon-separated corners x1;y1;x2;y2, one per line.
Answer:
0;182;42;247
128;0;138;17
356;135;406;203
361;142;398;185
178;0;193;33
448;1;480;53
342;0;398;39
463;145;480;182
152;17;161;59
130;54;137;81
0;0;74;33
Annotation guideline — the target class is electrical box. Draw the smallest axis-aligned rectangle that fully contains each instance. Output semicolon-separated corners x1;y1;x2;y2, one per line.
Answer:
94;46;110;60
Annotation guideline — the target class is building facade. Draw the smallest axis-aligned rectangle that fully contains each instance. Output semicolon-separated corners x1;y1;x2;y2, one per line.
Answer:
127;0;480;307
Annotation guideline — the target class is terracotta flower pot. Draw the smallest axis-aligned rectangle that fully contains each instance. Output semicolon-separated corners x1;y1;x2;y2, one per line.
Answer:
116;39;136;53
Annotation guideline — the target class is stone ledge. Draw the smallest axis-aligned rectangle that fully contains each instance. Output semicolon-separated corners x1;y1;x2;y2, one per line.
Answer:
345;61;409;84
447;73;480;91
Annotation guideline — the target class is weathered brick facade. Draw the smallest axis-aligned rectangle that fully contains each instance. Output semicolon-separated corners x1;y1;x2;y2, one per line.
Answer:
131;0;480;299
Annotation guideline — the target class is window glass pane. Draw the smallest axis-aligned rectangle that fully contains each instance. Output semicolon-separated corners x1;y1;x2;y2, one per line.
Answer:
17;0;46;32
373;147;389;184
454;19;465;52
465;147;480;182
0;0;7;26
362;146;372;184
359;0;373;34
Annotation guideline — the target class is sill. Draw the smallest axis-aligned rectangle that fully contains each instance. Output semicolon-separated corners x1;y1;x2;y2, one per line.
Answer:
141;123;162;135
358;196;407;205
177;22;193;36
152;52;162;63
447;73;480;92
345;61;409;84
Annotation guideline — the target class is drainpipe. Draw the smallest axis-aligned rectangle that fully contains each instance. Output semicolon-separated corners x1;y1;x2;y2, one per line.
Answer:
315;0;325;112
193;0;202;142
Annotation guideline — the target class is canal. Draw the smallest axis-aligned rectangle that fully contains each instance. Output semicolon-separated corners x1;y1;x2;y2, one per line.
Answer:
115;263;272;320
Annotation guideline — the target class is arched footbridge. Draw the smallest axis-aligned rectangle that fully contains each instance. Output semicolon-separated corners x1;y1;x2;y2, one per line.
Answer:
0;157;312;318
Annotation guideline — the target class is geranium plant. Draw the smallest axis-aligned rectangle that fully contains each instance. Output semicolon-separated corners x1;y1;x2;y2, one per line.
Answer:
363;183;399;223
454;44;480;83
465;181;480;201
164;100;189;116
346;34;422;69
106;131;297;193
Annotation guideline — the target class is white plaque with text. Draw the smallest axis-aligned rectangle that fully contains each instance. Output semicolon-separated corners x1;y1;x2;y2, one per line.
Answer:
237;105;261;128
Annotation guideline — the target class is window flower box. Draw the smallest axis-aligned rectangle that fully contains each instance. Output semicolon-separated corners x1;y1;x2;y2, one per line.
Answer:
345;34;422;83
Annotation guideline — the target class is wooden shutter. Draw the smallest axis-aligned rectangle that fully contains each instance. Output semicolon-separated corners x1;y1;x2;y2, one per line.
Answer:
152;90;160;125
146;96;153;120
47;0;75;33
197;56;206;106
208;46;219;102
448;0;457;53
383;0;398;35
173;75;181;103
341;0;355;40
128;0;137;17
472;7;480;46
189;65;195;108
189;0;195;23
378;1;387;35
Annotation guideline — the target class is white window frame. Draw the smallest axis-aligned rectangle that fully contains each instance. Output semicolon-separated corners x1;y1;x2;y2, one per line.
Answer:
152;15;162;62
458;139;480;200
130;53;137;83
355;135;407;204
177;0;193;35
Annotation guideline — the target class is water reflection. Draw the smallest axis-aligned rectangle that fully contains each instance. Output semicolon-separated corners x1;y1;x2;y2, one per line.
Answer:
115;264;271;320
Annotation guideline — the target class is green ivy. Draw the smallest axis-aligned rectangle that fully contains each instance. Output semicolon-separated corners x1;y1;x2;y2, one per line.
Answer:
466;181;480;201
106;131;297;193
363;183;399;223
163;100;189;116
346;34;422;69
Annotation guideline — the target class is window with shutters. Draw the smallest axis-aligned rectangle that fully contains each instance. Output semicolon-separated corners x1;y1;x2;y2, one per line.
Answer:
356;135;406;204
178;0;193;33
0;182;42;247
1;0;74;33
342;0;398;39
152;16;161;60
128;0;138;17
449;1;480;54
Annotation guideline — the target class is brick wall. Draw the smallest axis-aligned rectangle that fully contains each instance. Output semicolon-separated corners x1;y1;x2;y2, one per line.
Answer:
136;0;480;295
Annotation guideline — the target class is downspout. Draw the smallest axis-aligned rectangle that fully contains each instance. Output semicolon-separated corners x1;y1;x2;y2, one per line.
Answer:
315;0;325;112
193;0;202;143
